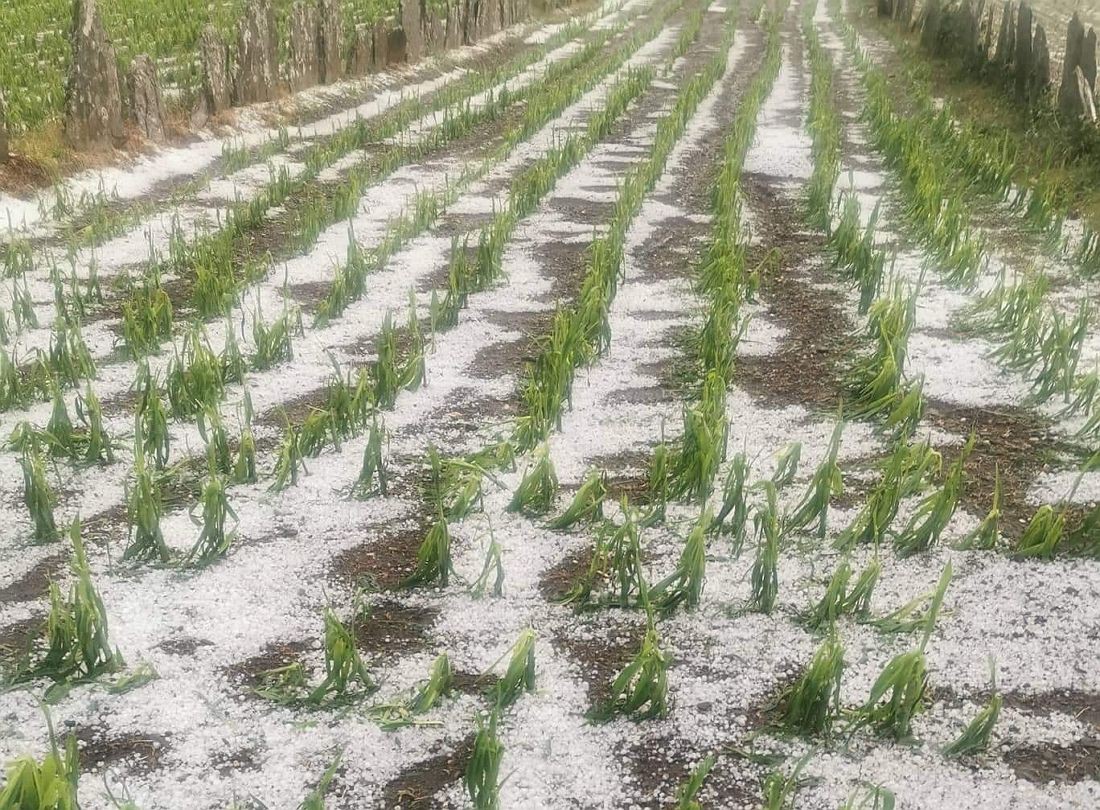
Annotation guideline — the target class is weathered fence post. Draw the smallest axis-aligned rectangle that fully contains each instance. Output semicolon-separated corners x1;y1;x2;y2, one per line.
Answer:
65;0;125;149
129;54;167;142
320;0;344;83
0;90;8;163
234;0;278;105
1030;23;1050;102
920;0;941;51
995;2;1014;67
1013;2;1032;99
289;1;321;91
402;0;424;63
199;25;231;119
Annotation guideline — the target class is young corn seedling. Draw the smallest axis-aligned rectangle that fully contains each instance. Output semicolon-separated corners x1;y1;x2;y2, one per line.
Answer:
21;443;58;543
669;372;728;503
401;291;427;391
674;754;715;810
712;451;752;552
251;304;302;371
351;416;389;499
749;482;782;614
135;363;170;469
837;436;940;549
760;755;809;810
182;464;237;567
563;502;644;609
371;653;454;730
471;529;506;599
166;330;226;419
221;319;247;386
803;559;848;630
776;632;845;736
15;519;123;684
651;510;710;616
402;517;454;589
643;440;670;527
297;752;343;810
893;435;974;557
123;436;170;564
73;385;113;464
48;316;96;388
0;722;79;809
590;618;670;721
507;445;558;515
547;469;608;530
492;629;536;709
786;419;844;538
839;785;896;810
197;407;233;475
943;661;1001;758
851;564;951;738
432;452;496;522
1013;504;1065;559
466;710;504;810
956;467;1001;550
771;442;801;489
374;313;403;409
270;417;306;492
231;398;258;486
121;278;173;357
307;606;375;705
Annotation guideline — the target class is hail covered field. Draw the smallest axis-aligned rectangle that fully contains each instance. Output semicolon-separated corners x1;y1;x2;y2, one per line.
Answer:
0;0;1099;807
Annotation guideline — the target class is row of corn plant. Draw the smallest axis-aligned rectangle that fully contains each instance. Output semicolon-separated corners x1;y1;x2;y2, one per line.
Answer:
1;4;683;579
142;6;646;320
0;3;633;366
312;0;686;328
